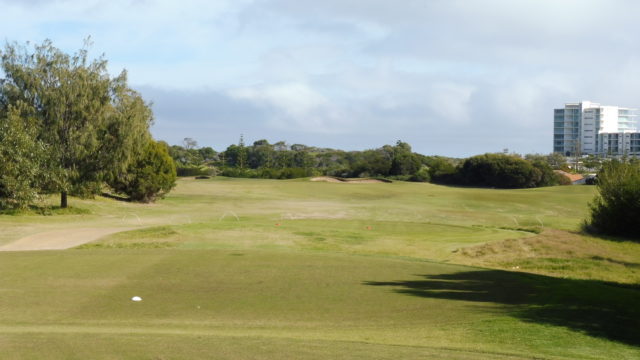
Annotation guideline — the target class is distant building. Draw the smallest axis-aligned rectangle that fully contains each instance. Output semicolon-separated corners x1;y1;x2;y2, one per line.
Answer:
553;101;640;156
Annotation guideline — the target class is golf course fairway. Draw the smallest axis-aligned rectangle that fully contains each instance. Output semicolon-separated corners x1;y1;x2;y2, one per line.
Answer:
0;178;638;359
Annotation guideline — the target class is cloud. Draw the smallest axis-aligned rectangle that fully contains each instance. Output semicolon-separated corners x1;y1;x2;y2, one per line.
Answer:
2;0;640;156
229;82;353;133
137;85;266;147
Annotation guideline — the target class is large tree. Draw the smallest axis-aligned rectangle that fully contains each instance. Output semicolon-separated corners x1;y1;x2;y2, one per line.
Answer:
0;101;49;209
0;39;152;207
390;141;421;176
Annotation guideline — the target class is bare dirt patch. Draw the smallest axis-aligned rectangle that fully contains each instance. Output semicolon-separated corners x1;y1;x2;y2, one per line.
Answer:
279;211;348;220
310;176;386;184
0;227;137;251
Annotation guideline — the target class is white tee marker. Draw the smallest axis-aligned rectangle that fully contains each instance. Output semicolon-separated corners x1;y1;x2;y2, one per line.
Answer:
131;296;142;302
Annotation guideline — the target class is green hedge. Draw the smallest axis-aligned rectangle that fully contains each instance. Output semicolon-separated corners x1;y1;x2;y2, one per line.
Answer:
176;165;216;177
219;167;319;179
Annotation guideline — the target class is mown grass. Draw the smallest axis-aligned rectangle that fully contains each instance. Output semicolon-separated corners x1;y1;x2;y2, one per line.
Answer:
1;177;639;358
0;249;638;359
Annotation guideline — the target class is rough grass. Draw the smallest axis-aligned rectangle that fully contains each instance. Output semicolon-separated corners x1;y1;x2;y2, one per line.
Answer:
453;229;640;284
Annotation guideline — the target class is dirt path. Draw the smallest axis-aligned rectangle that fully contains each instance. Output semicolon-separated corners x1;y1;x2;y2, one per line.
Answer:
310;176;386;184
0;227;137;251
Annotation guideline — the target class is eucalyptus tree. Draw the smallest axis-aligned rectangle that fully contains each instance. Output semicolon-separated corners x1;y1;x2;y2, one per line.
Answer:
0;101;49;209
0;39;152;207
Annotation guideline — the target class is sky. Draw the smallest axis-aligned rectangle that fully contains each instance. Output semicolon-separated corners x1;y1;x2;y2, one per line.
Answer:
2;0;640;157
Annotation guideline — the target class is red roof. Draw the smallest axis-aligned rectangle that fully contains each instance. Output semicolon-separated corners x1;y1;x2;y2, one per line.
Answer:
554;170;584;182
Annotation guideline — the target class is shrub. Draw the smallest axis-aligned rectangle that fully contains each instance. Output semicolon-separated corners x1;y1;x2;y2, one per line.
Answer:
424;157;458;184
458;153;538;188
555;173;573;186
220;167;317;179
530;160;559;187
586;160;640;239
176;165;216;177
108;140;177;203
219;167;257;178
409;166;431;182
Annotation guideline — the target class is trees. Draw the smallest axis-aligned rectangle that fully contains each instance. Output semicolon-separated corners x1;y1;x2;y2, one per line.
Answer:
547;152;568;170
421;156;457;183
530;160;558;187
108;140;177;203
458;153;539;188
198;147;217;164
182;137;197;150
0;102;49;209
525;153;568;170
0;39;168;209
222;144;242;168
582;155;602;172
248;139;275;168
390;141;421;176
350;149;392;177
0;40;152;207
586;160;640;239
447;154;565;188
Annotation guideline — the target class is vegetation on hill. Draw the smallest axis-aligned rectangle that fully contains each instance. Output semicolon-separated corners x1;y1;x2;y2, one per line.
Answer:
0;40;173;209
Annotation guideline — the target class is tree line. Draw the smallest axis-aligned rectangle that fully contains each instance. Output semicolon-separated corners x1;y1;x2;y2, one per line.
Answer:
0;40;176;210
167;137;572;188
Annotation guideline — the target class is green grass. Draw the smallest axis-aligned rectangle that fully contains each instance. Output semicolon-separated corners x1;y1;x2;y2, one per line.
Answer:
0;249;638;359
0;177;639;358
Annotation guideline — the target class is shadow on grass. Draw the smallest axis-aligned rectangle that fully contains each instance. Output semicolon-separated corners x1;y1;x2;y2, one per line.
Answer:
580;222;640;244
100;192;131;202
0;205;90;216
365;270;640;346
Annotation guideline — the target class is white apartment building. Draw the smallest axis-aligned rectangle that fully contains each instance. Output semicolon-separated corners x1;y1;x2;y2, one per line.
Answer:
553;101;640;156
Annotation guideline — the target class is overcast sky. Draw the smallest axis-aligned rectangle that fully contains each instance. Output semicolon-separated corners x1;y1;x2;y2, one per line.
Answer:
2;0;640;156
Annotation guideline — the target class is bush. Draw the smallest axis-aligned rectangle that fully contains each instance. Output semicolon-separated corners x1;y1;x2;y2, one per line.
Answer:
555;173;573;186
219;167;257;178
220;167;318;179
176;165;216;177
530;160;559;187
108;140;177;203
458;153;539;188
586;160;640;239
409;166;431;182
423;157;458;184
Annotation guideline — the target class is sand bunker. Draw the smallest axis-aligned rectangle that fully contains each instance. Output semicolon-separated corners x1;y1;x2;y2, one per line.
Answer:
0;227;137;251
310;176;387;184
